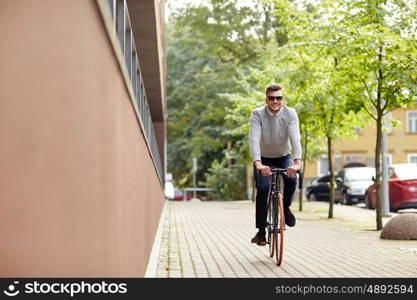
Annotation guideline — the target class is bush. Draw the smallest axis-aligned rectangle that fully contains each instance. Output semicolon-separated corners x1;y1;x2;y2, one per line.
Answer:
205;160;247;201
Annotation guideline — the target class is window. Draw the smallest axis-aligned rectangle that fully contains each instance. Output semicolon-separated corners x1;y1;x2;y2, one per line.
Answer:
384;112;393;133
366;156;375;167
108;0;114;18
408;153;417;164
334;154;342;170
317;155;328;176
125;29;132;79
98;0;164;180
344;154;364;163
407;111;417;133
116;0;126;51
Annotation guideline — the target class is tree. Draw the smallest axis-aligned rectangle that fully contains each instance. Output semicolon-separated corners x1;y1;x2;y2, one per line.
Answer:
166;19;233;187
166;0;293;194
223;0;364;214
268;0;367;215
336;0;417;229
166;0;417;214
284;42;365;218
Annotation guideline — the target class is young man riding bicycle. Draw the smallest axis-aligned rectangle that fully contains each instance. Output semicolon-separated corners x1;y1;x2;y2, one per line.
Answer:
249;83;302;246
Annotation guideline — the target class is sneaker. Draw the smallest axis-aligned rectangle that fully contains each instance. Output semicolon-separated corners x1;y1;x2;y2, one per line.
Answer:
251;231;267;246
284;207;296;227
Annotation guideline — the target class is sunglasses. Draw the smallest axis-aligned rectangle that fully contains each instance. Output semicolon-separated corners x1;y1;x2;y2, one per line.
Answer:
267;95;283;101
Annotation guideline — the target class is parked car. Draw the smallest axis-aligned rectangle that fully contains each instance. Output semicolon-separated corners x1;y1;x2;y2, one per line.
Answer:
174;190;189;201
306;167;375;204
365;163;417;211
164;180;175;200
174;190;204;201
305;175;330;201
335;167;375;205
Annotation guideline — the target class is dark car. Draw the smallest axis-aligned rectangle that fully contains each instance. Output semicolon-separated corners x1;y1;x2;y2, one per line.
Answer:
306;167;375;204
365;164;417;211
334;167;375;205
305;175;330;201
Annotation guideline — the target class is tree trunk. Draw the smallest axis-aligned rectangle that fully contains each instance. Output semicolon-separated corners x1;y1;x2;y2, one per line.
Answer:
298;174;303;211
375;45;384;230
327;135;335;219
375;115;383;230
227;141;232;168
327;57;339;220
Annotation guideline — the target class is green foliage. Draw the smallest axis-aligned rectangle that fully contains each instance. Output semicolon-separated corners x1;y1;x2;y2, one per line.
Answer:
330;0;417;228
166;0;291;189
166;18;235;186
205;161;247;201
166;0;417;212
334;0;417;118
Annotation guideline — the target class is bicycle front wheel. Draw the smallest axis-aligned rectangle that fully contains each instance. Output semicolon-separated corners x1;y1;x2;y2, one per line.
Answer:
275;192;285;266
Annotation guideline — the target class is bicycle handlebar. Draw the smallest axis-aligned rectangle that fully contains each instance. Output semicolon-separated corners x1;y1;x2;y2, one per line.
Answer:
269;167;287;173
269;167;300;175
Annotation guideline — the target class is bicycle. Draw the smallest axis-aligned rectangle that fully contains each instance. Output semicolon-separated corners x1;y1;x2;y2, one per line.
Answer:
266;167;288;266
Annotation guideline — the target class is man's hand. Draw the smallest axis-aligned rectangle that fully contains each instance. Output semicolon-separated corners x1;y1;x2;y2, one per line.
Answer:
287;159;301;178
255;160;270;177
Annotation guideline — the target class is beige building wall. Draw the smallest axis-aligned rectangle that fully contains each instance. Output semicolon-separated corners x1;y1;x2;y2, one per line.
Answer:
304;106;417;178
0;0;164;277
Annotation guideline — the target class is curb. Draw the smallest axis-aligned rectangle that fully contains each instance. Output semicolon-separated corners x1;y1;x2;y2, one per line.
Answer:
144;200;168;277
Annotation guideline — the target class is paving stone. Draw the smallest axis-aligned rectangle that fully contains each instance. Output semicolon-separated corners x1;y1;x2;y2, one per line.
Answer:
151;200;417;278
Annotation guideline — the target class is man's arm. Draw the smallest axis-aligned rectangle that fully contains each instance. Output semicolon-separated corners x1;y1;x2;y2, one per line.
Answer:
249;111;262;162
287;111;302;177
249;111;270;176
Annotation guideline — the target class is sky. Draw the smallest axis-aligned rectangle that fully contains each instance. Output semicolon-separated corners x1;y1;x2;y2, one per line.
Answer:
164;0;325;23
165;0;261;21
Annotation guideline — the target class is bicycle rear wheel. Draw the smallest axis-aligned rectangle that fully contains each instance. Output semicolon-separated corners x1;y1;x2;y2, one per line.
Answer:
275;192;285;266
267;196;275;257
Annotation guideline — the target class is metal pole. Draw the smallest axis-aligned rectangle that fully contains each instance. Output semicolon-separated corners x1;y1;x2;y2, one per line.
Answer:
381;108;390;216
193;157;197;199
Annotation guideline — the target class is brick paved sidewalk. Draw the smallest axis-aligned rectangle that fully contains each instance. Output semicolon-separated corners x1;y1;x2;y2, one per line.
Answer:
147;200;417;278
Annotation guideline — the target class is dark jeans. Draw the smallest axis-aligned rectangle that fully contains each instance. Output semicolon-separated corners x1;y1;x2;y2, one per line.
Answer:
254;155;297;229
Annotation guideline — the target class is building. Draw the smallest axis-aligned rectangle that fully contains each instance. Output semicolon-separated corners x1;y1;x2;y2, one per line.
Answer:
0;0;166;277
304;106;417;178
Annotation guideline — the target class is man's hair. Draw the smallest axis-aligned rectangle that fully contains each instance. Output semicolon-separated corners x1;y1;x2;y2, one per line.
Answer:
265;83;282;95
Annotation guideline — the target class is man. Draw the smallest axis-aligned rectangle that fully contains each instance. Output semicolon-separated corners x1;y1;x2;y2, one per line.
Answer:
249;83;302;246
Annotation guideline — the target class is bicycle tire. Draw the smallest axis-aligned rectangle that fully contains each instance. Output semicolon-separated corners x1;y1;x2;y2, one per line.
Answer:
272;198;278;260
276;192;285;266
267;195;274;257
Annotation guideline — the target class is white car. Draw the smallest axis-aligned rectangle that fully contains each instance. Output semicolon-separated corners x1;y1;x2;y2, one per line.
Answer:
164;173;175;200
335;167;375;204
